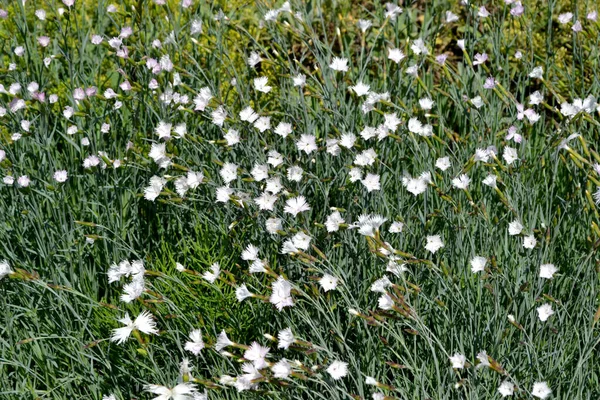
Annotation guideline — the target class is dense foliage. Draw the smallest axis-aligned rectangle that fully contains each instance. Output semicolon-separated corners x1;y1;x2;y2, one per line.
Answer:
1;0;600;399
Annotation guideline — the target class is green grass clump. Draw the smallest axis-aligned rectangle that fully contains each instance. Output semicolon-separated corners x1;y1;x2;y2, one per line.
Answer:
1;0;600;399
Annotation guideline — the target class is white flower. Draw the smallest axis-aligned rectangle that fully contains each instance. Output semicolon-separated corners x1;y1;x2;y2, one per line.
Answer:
524;109;540;124
284;196;311;217
482;175;497;188
16;175;31;188
149;143;171;168
329;57;349;72
184;329;205;355
354;148;377;167
408;118;423;134
362;173;381;192
265;177;282;194
339;133;356;148
211;106;227;127
110;311;158;344
186;171;203;189
271;359;292;378
385;3;403;19
220;163;238;183
270;276;294;311
172;122;188;143
476;351;490;368
378;293;394;310
266;218;282;234
388;48;405;63
267;150;284;167
287;166;303;182
325;211;345;232
235;284;254;303
159;54;173;72
419;97;435;110
223;129;240;146
532;382;552;399
452;174;470;190
254;192;278;211
144;382;197;400
357;19;372;32
244;342;270;369
449;353;466;369
349;167;363;182
250;164;269;182
503;147;518;165
389;221;404;233
474;148;490;162
247;51;262;68
0;260;14;279
537;304;554;322
350;82;370;96
558;12;573;24
193;87;212;111
296;134;317;154
529;66;544;79
254;116;271;132
446;10;459;23
215;330;234;351
473;53;488;65
121;276;145;303
326;139;340;156
326;361;348;380
508;220;523;235
403;175;429;196
155;121;172;139
263;177;281;195
523;234;537;249
470;256;487;273
371;276;392;293
108;260;133;283
292;73;306;87
384;113;401;131
202;263;221;283
275;122;293;137
277;328;295;349
435;157;451;171
240;106;259;123
190;18;202;35
241;244;260;261
249;260;266;274
319;274;338;292
425;235;444;254
411;38;428;55
354;214;387;237
529;91;544;105
35;9;47;20
216;186;233;203
53;170;68;183
540;263;558;279
498;381;515;397
471;96;484;109
264;8;280;21
291;232;311;250
478;6;490;18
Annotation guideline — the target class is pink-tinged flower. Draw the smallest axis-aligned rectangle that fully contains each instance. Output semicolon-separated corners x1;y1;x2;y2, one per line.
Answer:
37;36;51;47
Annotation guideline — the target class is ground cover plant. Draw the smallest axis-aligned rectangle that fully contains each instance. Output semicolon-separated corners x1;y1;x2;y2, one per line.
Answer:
1;0;600;399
